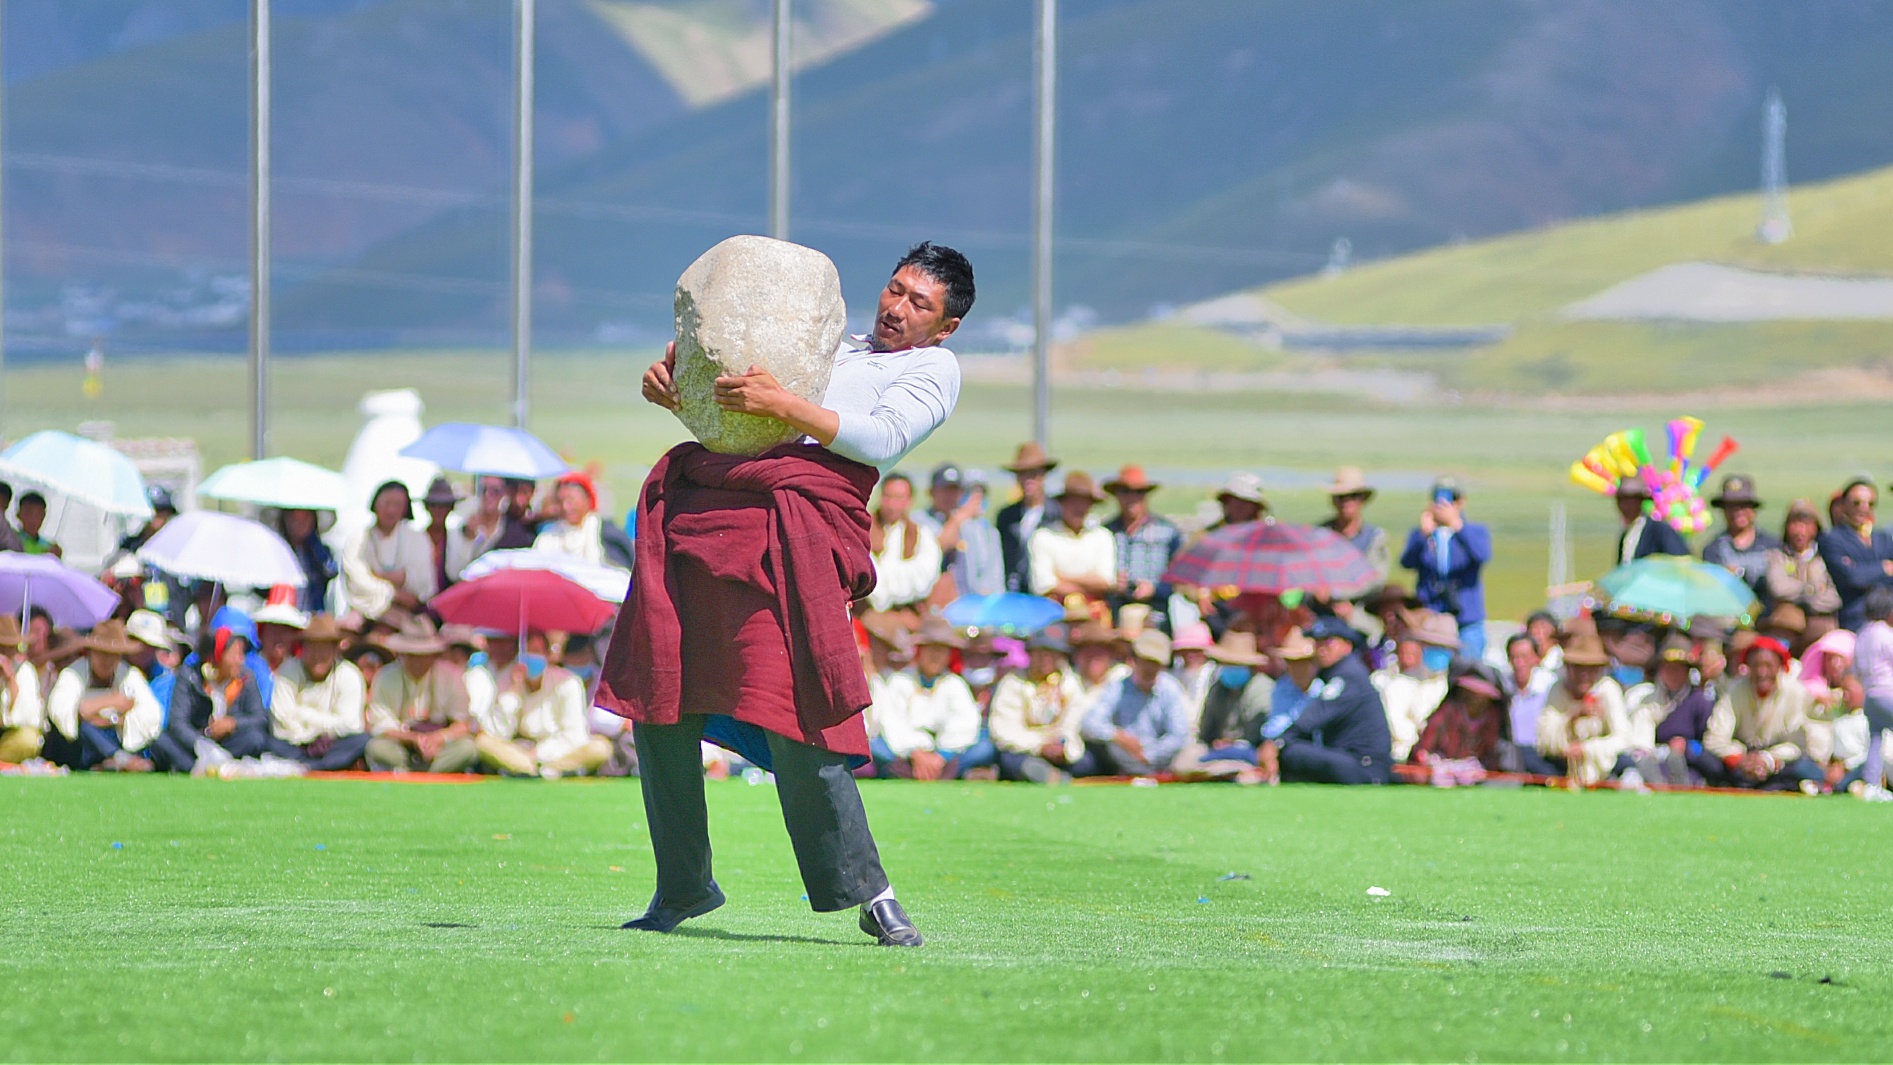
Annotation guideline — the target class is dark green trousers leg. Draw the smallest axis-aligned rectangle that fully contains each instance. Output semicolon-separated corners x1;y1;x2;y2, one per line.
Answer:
632;718;716;906
765;731;890;912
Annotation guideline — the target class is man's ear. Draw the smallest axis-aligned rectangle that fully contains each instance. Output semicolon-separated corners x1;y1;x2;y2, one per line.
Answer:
931;316;962;345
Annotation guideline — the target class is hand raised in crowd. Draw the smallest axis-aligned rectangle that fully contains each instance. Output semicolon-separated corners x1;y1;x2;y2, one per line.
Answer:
1418;508;1438;535
641;341;682;411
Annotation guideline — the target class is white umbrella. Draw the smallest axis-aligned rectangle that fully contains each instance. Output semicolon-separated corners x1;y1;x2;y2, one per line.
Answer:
458;548;629;603
0;430;152;518
199;457;352;512
137;510;305;590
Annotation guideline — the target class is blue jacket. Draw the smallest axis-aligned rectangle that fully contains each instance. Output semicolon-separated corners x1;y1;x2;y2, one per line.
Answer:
1399;522;1492;625
1280;655;1392;763
1818;526;1893;631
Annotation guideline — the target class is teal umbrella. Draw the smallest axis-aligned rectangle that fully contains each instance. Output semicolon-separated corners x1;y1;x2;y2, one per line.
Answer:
1591;555;1757;625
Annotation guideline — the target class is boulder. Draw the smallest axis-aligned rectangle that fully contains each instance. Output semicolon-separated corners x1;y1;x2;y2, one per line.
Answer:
671;235;848;455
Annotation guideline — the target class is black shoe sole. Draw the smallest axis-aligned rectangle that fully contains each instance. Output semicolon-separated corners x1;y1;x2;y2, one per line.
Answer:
622;887;726;933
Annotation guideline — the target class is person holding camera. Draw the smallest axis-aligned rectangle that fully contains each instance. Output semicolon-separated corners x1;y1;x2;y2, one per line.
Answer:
1399;477;1493;661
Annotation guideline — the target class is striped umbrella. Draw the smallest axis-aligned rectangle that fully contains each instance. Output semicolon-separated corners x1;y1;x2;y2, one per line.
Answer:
1161;519;1379;598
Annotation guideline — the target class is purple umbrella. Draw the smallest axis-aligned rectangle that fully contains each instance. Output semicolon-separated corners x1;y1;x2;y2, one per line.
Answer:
0;553;122;628
1162;519;1379;598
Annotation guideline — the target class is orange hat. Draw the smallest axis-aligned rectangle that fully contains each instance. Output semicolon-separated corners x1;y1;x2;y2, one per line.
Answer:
556;471;597;506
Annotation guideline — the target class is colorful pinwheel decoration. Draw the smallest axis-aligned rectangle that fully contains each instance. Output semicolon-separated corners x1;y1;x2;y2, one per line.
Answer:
1567;418;1739;535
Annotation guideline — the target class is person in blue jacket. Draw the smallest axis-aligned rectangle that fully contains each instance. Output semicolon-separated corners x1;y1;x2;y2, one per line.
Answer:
1818;477;1893;631
1400;477;1493;660
1259;617;1393;785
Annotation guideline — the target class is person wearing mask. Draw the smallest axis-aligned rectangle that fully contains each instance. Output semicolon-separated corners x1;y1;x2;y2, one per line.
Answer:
864;473;942;618
987;627;1090;782
1259;618;1393;785
1171;629;1271;774
995;443;1056;594
42;621;161;772
1258;628;1322;751
1818;477;1893;631
1702;476;1779;607
347;480;437;618
275;508;339;613
0;617;45;764
1079;630;1192;776
1168;622;1217;729
1399;477;1493;661
14;492;60;557
1103;466;1182;631
270;615;373;772
364;617;477;773
1701;637;1822;791
1373;611;1456;762
915;463;1003;601
154;624;283;773
1614;474;1689;563
474;631;610;778
1029;472;1116;604
870;618;981;780
1766;499;1841;649
1536;632;1633;787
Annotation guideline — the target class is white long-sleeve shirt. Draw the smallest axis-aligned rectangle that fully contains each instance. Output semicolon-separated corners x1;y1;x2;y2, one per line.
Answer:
872;669;981;757
817;338;961;472
270;659;367;745
987;669;1086;761
482;670;591;765
1028;521;1117;597
866;518;942;613
47;661;163;753
345;522;438;616
0;658;44;732
533;513;605;567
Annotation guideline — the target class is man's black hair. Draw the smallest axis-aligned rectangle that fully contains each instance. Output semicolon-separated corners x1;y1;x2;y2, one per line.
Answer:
896;242;975;322
0;482;11;503
1865;584;1893;625
17;491;46;509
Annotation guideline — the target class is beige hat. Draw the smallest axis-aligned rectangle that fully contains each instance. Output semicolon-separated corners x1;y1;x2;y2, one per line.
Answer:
376;616;449;656
1216;472;1269;508
1561;632;1611;668
1206;629;1268;667
1402;610;1462;650
1130;629;1173;665
1116;603;1152;639
1001;441;1059;474
1325;467;1375;500
83;620;144;657
1070;620;1122;647
124;609;173;650
913;616;966;649
1052;471;1105;504
1273;627;1316;662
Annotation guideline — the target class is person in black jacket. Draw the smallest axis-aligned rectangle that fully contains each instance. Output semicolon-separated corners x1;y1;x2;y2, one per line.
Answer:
1614;474;1689;564
150;627;290;773
994;442;1056;593
1260;617;1394;784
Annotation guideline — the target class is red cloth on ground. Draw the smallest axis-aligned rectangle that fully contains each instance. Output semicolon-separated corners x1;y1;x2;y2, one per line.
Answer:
595;442;880;756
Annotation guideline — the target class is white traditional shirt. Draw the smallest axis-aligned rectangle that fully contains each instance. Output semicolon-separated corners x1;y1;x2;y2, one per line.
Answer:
1373;667;1448;762
866;518;943;613
874;668;980;757
366;662;469;734
271;658;367;745
987;669;1086;762
1;658;44;732
47;661;163;753
816;338;961;472
1028;520;1117;597
482;669;591;765
533;513;605;567
1537;676;1632;786
1704;675;1816;764
345;522;438;616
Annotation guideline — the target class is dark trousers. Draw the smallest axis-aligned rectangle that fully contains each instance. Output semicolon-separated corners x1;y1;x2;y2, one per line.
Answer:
996;749;1097;782
42;723;125;770
148;722;301;774
1082;739;1156;777
294;733;373;772
1691;751;1824;791
633;717;889;913
1279;742;1390;785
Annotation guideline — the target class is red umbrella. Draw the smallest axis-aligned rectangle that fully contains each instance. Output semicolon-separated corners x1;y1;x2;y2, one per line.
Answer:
1162;519;1379;598
429;568;615;634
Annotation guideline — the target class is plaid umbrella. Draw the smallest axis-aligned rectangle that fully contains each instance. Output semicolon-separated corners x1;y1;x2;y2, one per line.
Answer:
1162;519;1379;598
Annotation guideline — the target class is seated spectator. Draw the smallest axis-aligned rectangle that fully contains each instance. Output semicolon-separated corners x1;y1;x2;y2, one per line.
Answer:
535;471;632;570
1171;629;1272;773
1817;477;1893;631
1703;475;1779;606
1169;622;1217;729
466;629;518;736
1029;472;1116;603
1410;663;1507;783
1500;633;1556;775
346;642;390;691
1524;611;1564;672
422;477;463;593
364;617;477;773
441;625;483;670
958;631;1009;712
1535;633;1631;787
1399;477;1492;660
0;616;45;764
473;631;610;777
1069;620;1129;718
1690;621;1733;702
1374;611;1454;762
1613;474;1688;564
1767;499;1840;649
1851;585;1893;800
1259;618;1392;785
871;618;982;780
988;628;1091;782
1797;629;1864;793
1359;585;1419;667
1259;628;1320;745
1103;466;1182;629
916;463;1004;600
270;614;373;772
865;473;943;618
124;610;183;711
15;491;60;557
42;621;162;772
1701;637;1822;791
346;480;437;619
274;507;338;613
1209;473;1268;530
1623;633;1716;787
252;598;310;675
451;477;512;580
1080;630;1192;776
154;623;286;773
1322;467;1391;589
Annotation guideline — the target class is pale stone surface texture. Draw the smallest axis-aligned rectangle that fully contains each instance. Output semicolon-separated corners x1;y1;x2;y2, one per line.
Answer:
671;235;848;455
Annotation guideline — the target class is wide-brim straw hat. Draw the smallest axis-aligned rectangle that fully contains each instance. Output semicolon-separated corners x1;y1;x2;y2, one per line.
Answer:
1207;629;1269;667
84;620;144;657
1069;620;1121;647
123;610;172;650
1052;471;1105;504
1325;466;1375;500
1170;621;1214;652
302;614;348;644
1002;441;1059;474
1561;632;1611;668
1402;609;1462;650
1272;628;1316;662
376;616;449;656
913;616;966;649
1759;602;1808;635
1103;465;1160;495
1129;629;1173;664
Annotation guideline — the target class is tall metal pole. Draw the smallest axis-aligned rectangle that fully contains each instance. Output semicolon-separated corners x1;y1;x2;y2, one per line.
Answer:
248;0;271;460
510;0;535;429
1029;0;1056;446
768;0;792;240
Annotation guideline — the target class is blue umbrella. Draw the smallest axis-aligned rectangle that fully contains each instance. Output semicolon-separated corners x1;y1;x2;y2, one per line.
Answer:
941;592;1065;635
399;423;568;480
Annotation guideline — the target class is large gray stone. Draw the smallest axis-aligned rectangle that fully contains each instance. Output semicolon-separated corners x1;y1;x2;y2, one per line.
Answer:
671;235;848;455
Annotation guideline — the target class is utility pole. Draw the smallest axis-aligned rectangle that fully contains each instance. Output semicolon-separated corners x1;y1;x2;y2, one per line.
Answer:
1030;0;1056;447
511;0;536;428
1758;87;1792;245
769;0;791;240
248;0;271;459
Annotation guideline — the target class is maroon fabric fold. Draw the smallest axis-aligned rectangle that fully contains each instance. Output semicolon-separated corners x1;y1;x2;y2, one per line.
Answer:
595;442;880;751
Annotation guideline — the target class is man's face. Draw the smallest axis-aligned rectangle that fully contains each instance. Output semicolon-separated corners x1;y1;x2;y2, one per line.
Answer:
1314;637;1353;670
878;480;912;524
1749;649;1783;696
258;625;297;670
1073;644;1115;685
1507;639;1540;683
1332;493;1365;522
402;652;437;680
930;483;961;515
870;266;958;352
285;509;317;540
1394;639;1424;674
17;501;45;537
1616;494;1646;524
1058;494;1092;529
915;644;952;678
510;481;536;515
1017;468;1048;505
1725;503;1756;534
86;649;121;680
1657;659;1692;691
1112;489;1150;522
1563;664;1603;696
1285;657;1318;688
1220;497;1262;526
304;640;340;681
1027;648;1064;681
1845;486;1877;525
1130;655;1162;690
478;478;507;517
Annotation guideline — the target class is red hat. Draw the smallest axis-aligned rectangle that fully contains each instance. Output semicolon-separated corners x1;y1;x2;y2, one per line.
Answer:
1738;635;1792;668
555;471;597;506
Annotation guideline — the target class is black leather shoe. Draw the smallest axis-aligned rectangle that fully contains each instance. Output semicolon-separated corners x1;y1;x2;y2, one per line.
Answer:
858;898;923;947
621;882;725;933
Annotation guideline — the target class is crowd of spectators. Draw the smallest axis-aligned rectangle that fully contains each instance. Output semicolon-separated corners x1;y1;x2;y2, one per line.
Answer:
2;440;1891;804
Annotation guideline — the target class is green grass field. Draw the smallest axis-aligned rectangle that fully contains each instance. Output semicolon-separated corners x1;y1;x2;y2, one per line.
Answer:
4;776;1892;1061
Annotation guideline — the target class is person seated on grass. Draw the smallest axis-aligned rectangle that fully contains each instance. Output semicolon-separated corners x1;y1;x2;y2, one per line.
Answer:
1170;630;1272;774
1409;663;1507;784
473;631;610;778
871;617;983;780
270;614;373;772
154;624;282;773
1258;627;1322;747
987;627;1093;782
1796;630;1870;794
1079;630;1192;777
1258;618;1393;785
0;616;45;764
252;599;310;676
42;621;162;772
364;617;477;773
14;491;60;557
1850;585;1893;801
1621;633;1716;788
1497;633;1557;775
465;629;520;737
1535;632;1632;787
1373;611;1454;762
1700;637;1824;793
1069;619;1129;721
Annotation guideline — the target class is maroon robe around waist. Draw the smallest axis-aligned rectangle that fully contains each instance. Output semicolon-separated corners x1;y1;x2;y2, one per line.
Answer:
595;442;879;755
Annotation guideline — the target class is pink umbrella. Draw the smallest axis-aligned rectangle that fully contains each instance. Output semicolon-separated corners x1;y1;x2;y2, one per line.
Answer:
429;568;614;635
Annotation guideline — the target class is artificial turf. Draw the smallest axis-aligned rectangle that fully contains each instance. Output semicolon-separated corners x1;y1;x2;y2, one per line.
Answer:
3;775;1891;1063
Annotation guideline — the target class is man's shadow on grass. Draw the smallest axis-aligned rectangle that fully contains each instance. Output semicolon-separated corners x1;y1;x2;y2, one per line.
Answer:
588;923;851;946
